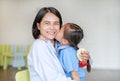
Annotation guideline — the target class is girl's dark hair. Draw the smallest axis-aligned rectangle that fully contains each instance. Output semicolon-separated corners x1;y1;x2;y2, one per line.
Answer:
87;60;91;72
32;7;63;39
63;23;84;49
63;23;91;72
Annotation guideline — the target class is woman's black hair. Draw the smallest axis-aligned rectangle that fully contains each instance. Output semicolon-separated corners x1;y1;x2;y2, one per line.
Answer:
32;7;63;39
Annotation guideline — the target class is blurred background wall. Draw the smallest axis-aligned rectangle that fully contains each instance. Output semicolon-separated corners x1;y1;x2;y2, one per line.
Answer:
0;0;120;70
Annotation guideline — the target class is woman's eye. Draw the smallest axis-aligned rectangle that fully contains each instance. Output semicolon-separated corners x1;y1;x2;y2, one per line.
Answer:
44;22;49;25
54;22;60;25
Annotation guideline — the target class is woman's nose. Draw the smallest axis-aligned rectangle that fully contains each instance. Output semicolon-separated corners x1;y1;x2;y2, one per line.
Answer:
49;24;54;29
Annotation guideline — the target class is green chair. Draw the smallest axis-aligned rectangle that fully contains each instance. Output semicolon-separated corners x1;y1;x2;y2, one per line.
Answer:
15;69;30;81
3;45;13;70
0;45;4;66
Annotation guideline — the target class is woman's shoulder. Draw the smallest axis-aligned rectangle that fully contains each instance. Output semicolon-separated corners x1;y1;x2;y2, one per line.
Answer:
31;39;47;49
33;39;45;45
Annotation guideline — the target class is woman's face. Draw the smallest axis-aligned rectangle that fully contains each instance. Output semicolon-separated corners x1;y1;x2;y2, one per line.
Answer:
37;12;60;40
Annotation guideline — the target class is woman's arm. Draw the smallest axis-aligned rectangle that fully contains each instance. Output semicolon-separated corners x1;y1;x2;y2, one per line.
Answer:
28;41;74;81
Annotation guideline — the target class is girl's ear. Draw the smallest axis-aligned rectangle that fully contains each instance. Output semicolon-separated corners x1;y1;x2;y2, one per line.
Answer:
61;38;69;45
37;23;40;30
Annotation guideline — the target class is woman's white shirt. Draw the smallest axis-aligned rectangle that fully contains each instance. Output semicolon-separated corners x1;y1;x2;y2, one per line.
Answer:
28;39;74;81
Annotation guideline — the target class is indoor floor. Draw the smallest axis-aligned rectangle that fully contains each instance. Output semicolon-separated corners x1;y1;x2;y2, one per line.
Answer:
0;66;120;81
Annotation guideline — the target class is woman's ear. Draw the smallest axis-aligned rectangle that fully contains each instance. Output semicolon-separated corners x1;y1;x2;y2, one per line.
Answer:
37;23;40;30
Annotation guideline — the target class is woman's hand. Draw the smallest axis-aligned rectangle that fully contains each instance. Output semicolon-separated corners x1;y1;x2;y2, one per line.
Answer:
77;48;91;71
81;50;90;62
77;48;90;62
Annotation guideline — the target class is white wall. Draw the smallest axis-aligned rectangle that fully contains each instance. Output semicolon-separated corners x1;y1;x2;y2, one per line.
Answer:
0;0;120;69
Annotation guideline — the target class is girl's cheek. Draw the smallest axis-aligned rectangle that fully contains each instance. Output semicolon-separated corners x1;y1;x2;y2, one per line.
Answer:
55;33;61;41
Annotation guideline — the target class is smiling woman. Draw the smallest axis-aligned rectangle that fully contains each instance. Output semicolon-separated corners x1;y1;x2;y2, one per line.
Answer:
28;7;74;81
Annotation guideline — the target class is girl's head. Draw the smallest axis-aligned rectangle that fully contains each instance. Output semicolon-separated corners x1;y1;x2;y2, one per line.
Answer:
32;7;63;40
56;23;84;49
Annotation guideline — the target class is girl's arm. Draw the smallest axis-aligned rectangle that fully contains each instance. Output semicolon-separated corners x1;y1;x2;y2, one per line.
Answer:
71;71;80;81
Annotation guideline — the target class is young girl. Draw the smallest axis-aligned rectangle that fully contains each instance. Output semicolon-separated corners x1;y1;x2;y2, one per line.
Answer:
55;23;91;81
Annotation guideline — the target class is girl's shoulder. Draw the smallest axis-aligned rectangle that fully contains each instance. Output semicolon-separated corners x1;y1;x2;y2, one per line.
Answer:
64;46;77;52
60;46;77;55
